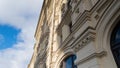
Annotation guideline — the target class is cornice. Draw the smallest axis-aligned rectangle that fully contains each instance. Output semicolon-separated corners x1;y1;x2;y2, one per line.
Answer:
55;27;96;57
54;28;101;66
71;0;100;15
34;0;46;39
56;10;91;36
75;50;107;65
71;0;111;31
72;10;91;31
72;28;96;52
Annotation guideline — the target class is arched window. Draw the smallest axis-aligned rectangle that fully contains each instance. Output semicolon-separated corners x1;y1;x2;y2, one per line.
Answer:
60;55;77;68
111;21;120;68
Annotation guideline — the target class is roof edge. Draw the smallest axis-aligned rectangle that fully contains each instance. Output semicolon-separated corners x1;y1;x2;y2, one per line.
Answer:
34;0;46;39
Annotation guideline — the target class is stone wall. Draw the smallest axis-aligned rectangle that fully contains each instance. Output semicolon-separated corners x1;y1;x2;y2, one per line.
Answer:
28;0;120;68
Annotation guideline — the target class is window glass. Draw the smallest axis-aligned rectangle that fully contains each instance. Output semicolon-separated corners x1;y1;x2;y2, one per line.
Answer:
111;21;120;68
116;27;120;43
61;55;77;68
65;57;72;68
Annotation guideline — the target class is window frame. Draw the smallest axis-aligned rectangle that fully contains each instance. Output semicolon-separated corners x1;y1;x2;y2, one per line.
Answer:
60;55;77;68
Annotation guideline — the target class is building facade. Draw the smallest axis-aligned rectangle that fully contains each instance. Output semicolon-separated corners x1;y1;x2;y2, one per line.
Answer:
28;0;120;68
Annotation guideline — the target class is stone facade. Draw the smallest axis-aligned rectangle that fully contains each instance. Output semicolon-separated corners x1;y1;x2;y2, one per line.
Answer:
28;0;120;68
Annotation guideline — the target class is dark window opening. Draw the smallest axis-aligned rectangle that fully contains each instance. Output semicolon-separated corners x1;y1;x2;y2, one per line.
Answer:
60;55;77;68
69;22;72;33
111;21;120;68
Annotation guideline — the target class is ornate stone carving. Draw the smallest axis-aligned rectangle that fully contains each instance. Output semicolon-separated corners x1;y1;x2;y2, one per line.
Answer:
73;30;96;52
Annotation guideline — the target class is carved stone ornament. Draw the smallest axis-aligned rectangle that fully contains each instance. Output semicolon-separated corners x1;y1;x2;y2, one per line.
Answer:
74;32;96;52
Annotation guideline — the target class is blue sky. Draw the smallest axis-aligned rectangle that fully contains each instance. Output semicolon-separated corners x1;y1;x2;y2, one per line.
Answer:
0;24;21;50
0;0;43;68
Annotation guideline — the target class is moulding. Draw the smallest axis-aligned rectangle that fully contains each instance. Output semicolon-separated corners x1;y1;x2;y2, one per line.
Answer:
72;28;96;52
75;50;107;65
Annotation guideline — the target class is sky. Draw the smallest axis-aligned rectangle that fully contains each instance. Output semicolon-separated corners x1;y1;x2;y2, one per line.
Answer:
0;0;43;68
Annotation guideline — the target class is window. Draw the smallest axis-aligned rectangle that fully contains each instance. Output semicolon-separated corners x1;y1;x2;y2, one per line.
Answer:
111;21;120;68
69;22;72;33
60;55;77;68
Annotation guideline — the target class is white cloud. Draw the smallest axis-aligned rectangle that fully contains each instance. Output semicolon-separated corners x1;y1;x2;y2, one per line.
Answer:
0;0;43;68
